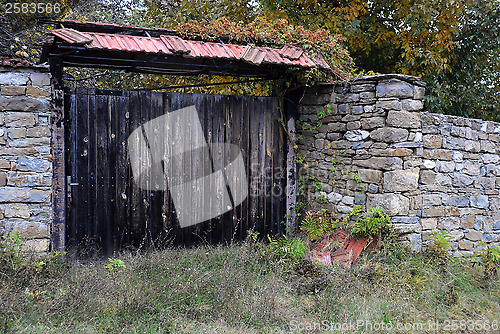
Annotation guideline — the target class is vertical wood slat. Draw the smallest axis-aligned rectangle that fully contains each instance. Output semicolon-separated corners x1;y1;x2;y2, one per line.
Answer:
49;57;66;253
66;90;287;255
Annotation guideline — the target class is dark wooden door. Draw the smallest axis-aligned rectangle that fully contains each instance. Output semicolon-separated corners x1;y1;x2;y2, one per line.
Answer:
65;88;286;255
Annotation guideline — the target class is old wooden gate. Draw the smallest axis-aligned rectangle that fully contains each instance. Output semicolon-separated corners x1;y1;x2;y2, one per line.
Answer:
65;88;287;255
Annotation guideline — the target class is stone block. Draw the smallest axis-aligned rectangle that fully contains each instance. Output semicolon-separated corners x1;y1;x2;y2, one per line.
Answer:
458;239;474;251
0;72;29;86
344;130;370;142
370;127;408;142
423;135;442;149
327;122;346;132
1;86;26;96
10;137;50;148
7;172;51;187
22;239;50;253
15;158;51;172
359;91;375;100
27;189;50;202
470;195;488;209
448;230;464;241
366;193;410;216
26;126;50;138
357;168;382;183
346;121;361;130
461;215;475;229
423;149;452;160
336;203;353;214
443;137;465;150
414;86;425;100
435;173;452;186
0;96;46;112
0;160;10;170
26;86;50;98
438;217;459;230
452;151;463;162
474;177;495;189
482;154;500;164
420;170;436;184
480;140;496;153
421;218;437;230
3;203;30;218
461;161;481;176
392;142;422;148
446;196;469;207
7;127;26;139
0;172;6;186
354;193;366;205
0;187;28;202
465;230;482;241
351;84;376;93
422;160;436;169
375;99;402;110
422;194;441;207
29;72;51;86
393;223;421;234
388;148;413;156
422;206;445;217
327;192;342;203
435;161;455;173
401;99;424;111
465;140;481;153
392;217;420;224
3;112;35;127
353;157;403;170
342;196;354;205
383;168;419;192
376;79;414;98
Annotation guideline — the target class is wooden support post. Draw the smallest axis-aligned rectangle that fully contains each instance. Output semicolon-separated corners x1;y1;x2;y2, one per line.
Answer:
285;90;298;234
49;57;66;253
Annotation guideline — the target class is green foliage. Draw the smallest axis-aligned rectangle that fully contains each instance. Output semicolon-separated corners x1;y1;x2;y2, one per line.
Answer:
174;17;354;80
427;230;452;261
351;206;391;240
300;209;336;240
471;243;500;279
246;229;260;242
267;235;307;266
105;258;126;273
1;241;500;332
0;232;26;272
262;0;500;122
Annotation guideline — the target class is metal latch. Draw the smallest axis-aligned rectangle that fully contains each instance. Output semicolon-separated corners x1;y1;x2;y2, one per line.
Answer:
67;176;79;201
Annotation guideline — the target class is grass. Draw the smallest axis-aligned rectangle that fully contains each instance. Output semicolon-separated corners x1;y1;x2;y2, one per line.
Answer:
1;238;499;333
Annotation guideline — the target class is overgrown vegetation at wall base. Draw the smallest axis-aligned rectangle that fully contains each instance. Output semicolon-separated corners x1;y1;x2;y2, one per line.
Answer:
1;235;499;333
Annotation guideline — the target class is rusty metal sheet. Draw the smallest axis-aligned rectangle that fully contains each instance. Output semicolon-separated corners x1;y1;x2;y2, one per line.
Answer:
50;24;326;70
280;44;304;60
52;28;93;45
160;35;191;54
241;46;266;65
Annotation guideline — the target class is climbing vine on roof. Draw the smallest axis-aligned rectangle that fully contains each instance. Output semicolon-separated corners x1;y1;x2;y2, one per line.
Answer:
175;17;355;81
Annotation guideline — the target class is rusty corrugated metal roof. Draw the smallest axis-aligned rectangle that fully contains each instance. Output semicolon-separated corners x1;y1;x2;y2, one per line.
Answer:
280;45;304;60
0;57;36;68
50;26;328;70
52;28;93;45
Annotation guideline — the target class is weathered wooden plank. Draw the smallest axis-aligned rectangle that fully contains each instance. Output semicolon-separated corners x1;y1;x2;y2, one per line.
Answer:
285;91;299;234
49;57;66;253
66;89;286;252
114;92;130;251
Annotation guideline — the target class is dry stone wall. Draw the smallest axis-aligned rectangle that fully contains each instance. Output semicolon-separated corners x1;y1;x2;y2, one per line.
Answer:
0;65;52;252
298;74;500;256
